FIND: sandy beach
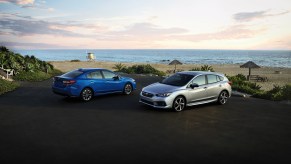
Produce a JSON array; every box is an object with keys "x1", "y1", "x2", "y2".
[{"x1": 50, "y1": 61, "x2": 291, "y2": 91}]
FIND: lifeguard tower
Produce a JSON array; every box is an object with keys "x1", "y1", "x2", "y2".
[{"x1": 86, "y1": 52, "x2": 95, "y2": 61}]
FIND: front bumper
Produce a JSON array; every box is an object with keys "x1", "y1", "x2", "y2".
[{"x1": 139, "y1": 92, "x2": 173, "y2": 109}]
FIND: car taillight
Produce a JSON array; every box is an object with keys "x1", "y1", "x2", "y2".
[
  {"x1": 63, "y1": 80, "x2": 76, "y2": 85},
  {"x1": 228, "y1": 81, "x2": 232, "y2": 86}
]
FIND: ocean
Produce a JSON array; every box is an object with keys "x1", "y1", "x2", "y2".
[{"x1": 14, "y1": 49, "x2": 291, "y2": 68}]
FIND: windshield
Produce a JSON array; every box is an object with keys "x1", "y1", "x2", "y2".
[
  {"x1": 161, "y1": 73, "x2": 194, "y2": 86},
  {"x1": 61, "y1": 70, "x2": 83, "y2": 78}
]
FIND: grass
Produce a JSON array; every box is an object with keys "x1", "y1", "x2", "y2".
[
  {"x1": 13, "y1": 69, "x2": 63, "y2": 82},
  {"x1": 0, "y1": 79, "x2": 20, "y2": 95}
]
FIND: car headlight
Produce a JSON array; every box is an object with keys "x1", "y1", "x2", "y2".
[{"x1": 156, "y1": 93, "x2": 172, "y2": 97}]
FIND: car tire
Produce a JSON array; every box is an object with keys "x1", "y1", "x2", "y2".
[
  {"x1": 123, "y1": 83, "x2": 132, "y2": 95},
  {"x1": 80, "y1": 88, "x2": 93, "y2": 101},
  {"x1": 217, "y1": 90, "x2": 229, "y2": 105},
  {"x1": 172, "y1": 96, "x2": 186, "y2": 112}
]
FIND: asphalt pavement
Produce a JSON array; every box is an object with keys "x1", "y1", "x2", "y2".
[{"x1": 0, "y1": 74, "x2": 291, "y2": 164}]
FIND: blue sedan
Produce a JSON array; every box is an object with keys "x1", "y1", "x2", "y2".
[{"x1": 52, "y1": 68, "x2": 136, "y2": 101}]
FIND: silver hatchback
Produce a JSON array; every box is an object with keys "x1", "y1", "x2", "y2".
[{"x1": 139, "y1": 71, "x2": 232, "y2": 112}]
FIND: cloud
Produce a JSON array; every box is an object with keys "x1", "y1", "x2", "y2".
[
  {"x1": 0, "y1": 0, "x2": 34, "y2": 5},
  {"x1": 106, "y1": 23, "x2": 188, "y2": 40},
  {"x1": 233, "y1": 10, "x2": 289, "y2": 22},
  {"x1": 171, "y1": 25, "x2": 263, "y2": 42},
  {"x1": 0, "y1": 13, "x2": 105, "y2": 38},
  {"x1": 0, "y1": 41, "x2": 66, "y2": 49},
  {"x1": 0, "y1": 0, "x2": 54, "y2": 11}
]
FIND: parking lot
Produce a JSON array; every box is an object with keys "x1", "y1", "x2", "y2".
[{"x1": 0, "y1": 75, "x2": 291, "y2": 163}]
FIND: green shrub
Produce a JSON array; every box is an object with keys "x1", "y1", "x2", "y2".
[
  {"x1": 0, "y1": 79, "x2": 19, "y2": 95},
  {"x1": 189, "y1": 65, "x2": 215, "y2": 72},
  {"x1": 14, "y1": 71, "x2": 52, "y2": 81},
  {"x1": 228, "y1": 74, "x2": 291, "y2": 101},
  {"x1": 189, "y1": 67, "x2": 201, "y2": 71},
  {"x1": 227, "y1": 74, "x2": 247, "y2": 82},
  {"x1": 201, "y1": 65, "x2": 214, "y2": 72},
  {"x1": 113, "y1": 63, "x2": 126, "y2": 72},
  {"x1": 227, "y1": 73, "x2": 261, "y2": 92},
  {"x1": 262, "y1": 84, "x2": 291, "y2": 101},
  {"x1": 70, "y1": 59, "x2": 80, "y2": 62},
  {"x1": 0, "y1": 46, "x2": 56, "y2": 74},
  {"x1": 282, "y1": 84, "x2": 291, "y2": 100},
  {"x1": 119, "y1": 64, "x2": 166, "y2": 76}
]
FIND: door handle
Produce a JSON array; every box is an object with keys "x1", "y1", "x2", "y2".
[{"x1": 204, "y1": 87, "x2": 207, "y2": 89}]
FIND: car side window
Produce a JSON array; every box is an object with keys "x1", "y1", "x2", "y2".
[
  {"x1": 217, "y1": 75, "x2": 224, "y2": 81},
  {"x1": 102, "y1": 70, "x2": 116, "y2": 79},
  {"x1": 207, "y1": 75, "x2": 218, "y2": 84},
  {"x1": 87, "y1": 71, "x2": 103, "y2": 79},
  {"x1": 191, "y1": 75, "x2": 206, "y2": 86}
]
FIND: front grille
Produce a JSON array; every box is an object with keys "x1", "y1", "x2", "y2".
[
  {"x1": 156, "y1": 101, "x2": 166, "y2": 106},
  {"x1": 142, "y1": 91, "x2": 154, "y2": 98},
  {"x1": 140, "y1": 98, "x2": 154, "y2": 105},
  {"x1": 140, "y1": 99, "x2": 167, "y2": 107}
]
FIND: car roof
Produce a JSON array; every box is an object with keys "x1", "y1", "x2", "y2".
[
  {"x1": 178, "y1": 71, "x2": 224, "y2": 77},
  {"x1": 77, "y1": 68, "x2": 108, "y2": 73}
]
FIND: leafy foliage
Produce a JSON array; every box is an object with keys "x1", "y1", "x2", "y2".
[
  {"x1": 0, "y1": 79, "x2": 19, "y2": 95},
  {"x1": 189, "y1": 65, "x2": 214, "y2": 72},
  {"x1": 228, "y1": 74, "x2": 291, "y2": 101},
  {"x1": 115, "y1": 63, "x2": 166, "y2": 76},
  {"x1": 0, "y1": 46, "x2": 61, "y2": 82},
  {"x1": 113, "y1": 63, "x2": 126, "y2": 72},
  {"x1": 201, "y1": 65, "x2": 214, "y2": 72},
  {"x1": 13, "y1": 71, "x2": 51, "y2": 81},
  {"x1": 14, "y1": 69, "x2": 63, "y2": 81},
  {"x1": 0, "y1": 46, "x2": 54, "y2": 74},
  {"x1": 258, "y1": 84, "x2": 291, "y2": 101},
  {"x1": 189, "y1": 67, "x2": 201, "y2": 71},
  {"x1": 70, "y1": 59, "x2": 81, "y2": 62}
]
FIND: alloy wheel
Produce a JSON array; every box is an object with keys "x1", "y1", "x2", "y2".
[
  {"x1": 173, "y1": 96, "x2": 186, "y2": 112},
  {"x1": 81, "y1": 88, "x2": 93, "y2": 101},
  {"x1": 219, "y1": 91, "x2": 228, "y2": 105},
  {"x1": 124, "y1": 83, "x2": 132, "y2": 95}
]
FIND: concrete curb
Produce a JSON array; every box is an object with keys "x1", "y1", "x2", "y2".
[
  {"x1": 279, "y1": 100, "x2": 291, "y2": 105},
  {"x1": 231, "y1": 90, "x2": 252, "y2": 98}
]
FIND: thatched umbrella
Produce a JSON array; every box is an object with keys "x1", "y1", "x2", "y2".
[
  {"x1": 240, "y1": 61, "x2": 260, "y2": 80},
  {"x1": 169, "y1": 60, "x2": 182, "y2": 73}
]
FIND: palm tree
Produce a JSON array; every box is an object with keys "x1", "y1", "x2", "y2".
[
  {"x1": 14, "y1": 53, "x2": 25, "y2": 71},
  {"x1": 201, "y1": 65, "x2": 214, "y2": 72},
  {"x1": 113, "y1": 63, "x2": 126, "y2": 72},
  {"x1": 0, "y1": 52, "x2": 8, "y2": 69},
  {"x1": 6, "y1": 52, "x2": 17, "y2": 69},
  {"x1": 0, "y1": 46, "x2": 10, "y2": 53},
  {"x1": 30, "y1": 55, "x2": 41, "y2": 70},
  {"x1": 25, "y1": 63, "x2": 35, "y2": 72}
]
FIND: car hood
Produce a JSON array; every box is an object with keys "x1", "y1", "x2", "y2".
[{"x1": 143, "y1": 82, "x2": 181, "y2": 94}]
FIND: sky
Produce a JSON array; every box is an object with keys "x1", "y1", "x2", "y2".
[{"x1": 0, "y1": 0, "x2": 290, "y2": 50}]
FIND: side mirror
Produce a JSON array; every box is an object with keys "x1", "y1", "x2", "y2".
[
  {"x1": 190, "y1": 83, "x2": 199, "y2": 89},
  {"x1": 113, "y1": 75, "x2": 120, "y2": 80}
]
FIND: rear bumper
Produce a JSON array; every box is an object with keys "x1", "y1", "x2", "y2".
[{"x1": 52, "y1": 86, "x2": 80, "y2": 97}]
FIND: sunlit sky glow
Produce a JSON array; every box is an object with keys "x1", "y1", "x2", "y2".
[{"x1": 0, "y1": 0, "x2": 290, "y2": 49}]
